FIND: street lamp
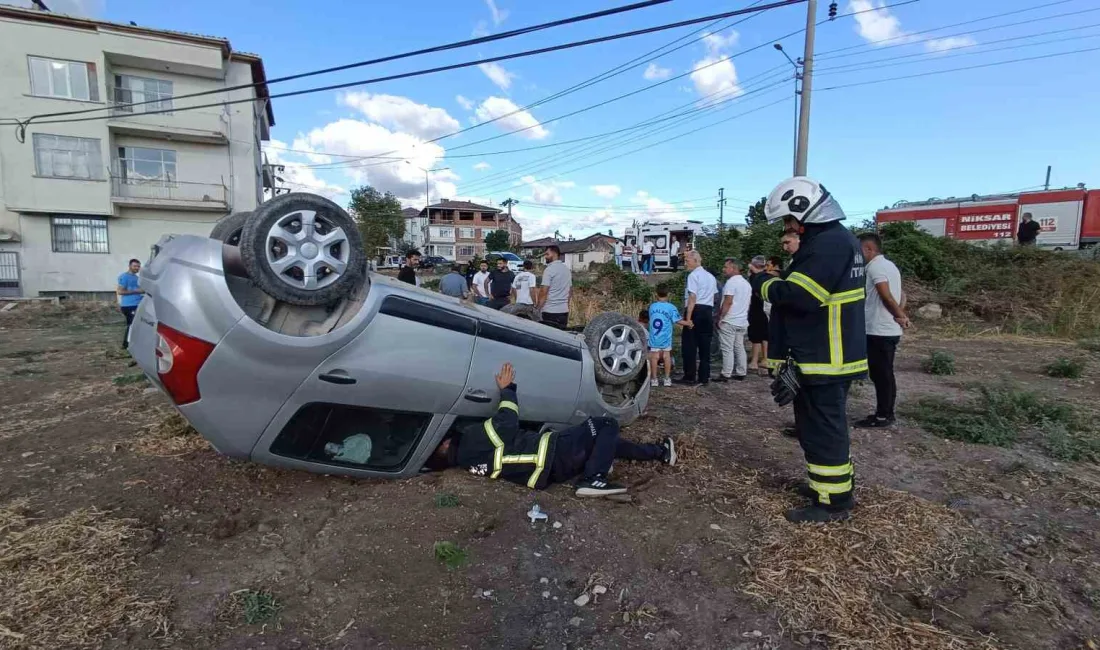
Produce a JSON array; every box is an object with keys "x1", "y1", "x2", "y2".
[{"x1": 774, "y1": 43, "x2": 802, "y2": 176}]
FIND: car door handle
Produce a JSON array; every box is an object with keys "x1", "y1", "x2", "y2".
[
  {"x1": 464, "y1": 389, "x2": 492, "y2": 404},
  {"x1": 319, "y1": 372, "x2": 356, "y2": 385}
]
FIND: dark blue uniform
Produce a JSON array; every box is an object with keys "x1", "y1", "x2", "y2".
[{"x1": 760, "y1": 221, "x2": 867, "y2": 510}]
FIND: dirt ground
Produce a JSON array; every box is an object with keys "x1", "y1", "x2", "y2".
[{"x1": 1, "y1": 304, "x2": 1099, "y2": 650}]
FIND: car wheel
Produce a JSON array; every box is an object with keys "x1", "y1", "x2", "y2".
[
  {"x1": 210, "y1": 211, "x2": 253, "y2": 246},
  {"x1": 239, "y1": 193, "x2": 365, "y2": 306},
  {"x1": 501, "y1": 303, "x2": 542, "y2": 321},
  {"x1": 584, "y1": 312, "x2": 647, "y2": 386}
]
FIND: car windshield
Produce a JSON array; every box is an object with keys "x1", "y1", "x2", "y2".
[{"x1": 496, "y1": 252, "x2": 521, "y2": 261}]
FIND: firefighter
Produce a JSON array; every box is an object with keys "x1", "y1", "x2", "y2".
[
  {"x1": 424, "y1": 363, "x2": 676, "y2": 496},
  {"x1": 759, "y1": 177, "x2": 867, "y2": 523}
]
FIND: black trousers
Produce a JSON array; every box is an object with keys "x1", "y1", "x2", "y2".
[
  {"x1": 794, "y1": 381, "x2": 854, "y2": 510},
  {"x1": 541, "y1": 311, "x2": 568, "y2": 329},
  {"x1": 549, "y1": 417, "x2": 664, "y2": 482},
  {"x1": 867, "y1": 335, "x2": 900, "y2": 418},
  {"x1": 681, "y1": 305, "x2": 714, "y2": 383},
  {"x1": 120, "y1": 306, "x2": 137, "y2": 349},
  {"x1": 488, "y1": 296, "x2": 510, "y2": 310}
]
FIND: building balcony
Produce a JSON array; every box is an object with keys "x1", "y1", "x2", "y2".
[
  {"x1": 110, "y1": 175, "x2": 228, "y2": 212},
  {"x1": 107, "y1": 88, "x2": 228, "y2": 144}
]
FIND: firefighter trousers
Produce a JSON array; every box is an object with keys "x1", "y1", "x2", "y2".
[
  {"x1": 793, "y1": 382, "x2": 854, "y2": 510},
  {"x1": 548, "y1": 418, "x2": 665, "y2": 483}
]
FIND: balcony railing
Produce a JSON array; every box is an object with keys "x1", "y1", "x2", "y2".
[
  {"x1": 110, "y1": 174, "x2": 227, "y2": 204},
  {"x1": 109, "y1": 86, "x2": 175, "y2": 115}
]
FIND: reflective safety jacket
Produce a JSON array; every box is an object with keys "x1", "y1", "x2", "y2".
[
  {"x1": 760, "y1": 221, "x2": 868, "y2": 384},
  {"x1": 455, "y1": 384, "x2": 557, "y2": 489}
]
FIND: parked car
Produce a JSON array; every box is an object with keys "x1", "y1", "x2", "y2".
[
  {"x1": 419, "y1": 255, "x2": 448, "y2": 269},
  {"x1": 487, "y1": 251, "x2": 523, "y2": 272},
  {"x1": 130, "y1": 193, "x2": 650, "y2": 480}
]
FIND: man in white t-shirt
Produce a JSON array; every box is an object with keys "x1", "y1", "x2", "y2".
[
  {"x1": 715, "y1": 258, "x2": 751, "y2": 381},
  {"x1": 471, "y1": 260, "x2": 491, "y2": 307},
  {"x1": 642, "y1": 239, "x2": 655, "y2": 275},
  {"x1": 854, "y1": 232, "x2": 910, "y2": 428},
  {"x1": 511, "y1": 260, "x2": 538, "y2": 305},
  {"x1": 670, "y1": 238, "x2": 681, "y2": 271},
  {"x1": 613, "y1": 240, "x2": 624, "y2": 268},
  {"x1": 676, "y1": 250, "x2": 718, "y2": 385}
]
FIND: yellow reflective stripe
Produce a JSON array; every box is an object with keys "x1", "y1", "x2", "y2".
[
  {"x1": 502, "y1": 454, "x2": 538, "y2": 464},
  {"x1": 498, "y1": 400, "x2": 518, "y2": 413},
  {"x1": 765, "y1": 358, "x2": 784, "y2": 369},
  {"x1": 809, "y1": 479, "x2": 853, "y2": 494},
  {"x1": 827, "y1": 288, "x2": 865, "y2": 305},
  {"x1": 798, "y1": 359, "x2": 869, "y2": 375},
  {"x1": 759, "y1": 277, "x2": 779, "y2": 301},
  {"x1": 526, "y1": 432, "x2": 552, "y2": 488},
  {"x1": 787, "y1": 272, "x2": 830, "y2": 304},
  {"x1": 828, "y1": 304, "x2": 842, "y2": 369},
  {"x1": 484, "y1": 420, "x2": 504, "y2": 479},
  {"x1": 808, "y1": 462, "x2": 852, "y2": 477}
]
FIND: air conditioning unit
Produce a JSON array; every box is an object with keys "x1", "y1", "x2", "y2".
[{"x1": 0, "y1": 228, "x2": 20, "y2": 242}]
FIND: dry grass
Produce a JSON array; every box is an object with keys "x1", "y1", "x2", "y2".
[
  {"x1": 131, "y1": 411, "x2": 208, "y2": 457},
  {"x1": 0, "y1": 502, "x2": 170, "y2": 649},
  {"x1": 569, "y1": 290, "x2": 647, "y2": 327},
  {"x1": 703, "y1": 472, "x2": 993, "y2": 650}
]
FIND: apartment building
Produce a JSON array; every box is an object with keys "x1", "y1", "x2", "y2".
[
  {"x1": 395, "y1": 206, "x2": 426, "y2": 251},
  {"x1": 420, "y1": 199, "x2": 523, "y2": 262},
  {"x1": 0, "y1": 5, "x2": 273, "y2": 299}
]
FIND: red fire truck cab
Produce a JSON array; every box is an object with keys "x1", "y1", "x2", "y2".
[{"x1": 875, "y1": 188, "x2": 1100, "y2": 251}]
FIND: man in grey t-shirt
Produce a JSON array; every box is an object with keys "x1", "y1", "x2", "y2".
[
  {"x1": 439, "y1": 264, "x2": 469, "y2": 299},
  {"x1": 537, "y1": 244, "x2": 572, "y2": 329}
]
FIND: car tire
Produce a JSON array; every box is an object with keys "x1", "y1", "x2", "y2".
[
  {"x1": 584, "y1": 312, "x2": 647, "y2": 386},
  {"x1": 239, "y1": 193, "x2": 365, "y2": 306},
  {"x1": 501, "y1": 303, "x2": 542, "y2": 321},
  {"x1": 210, "y1": 211, "x2": 253, "y2": 246}
]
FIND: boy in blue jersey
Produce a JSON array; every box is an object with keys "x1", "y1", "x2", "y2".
[{"x1": 647, "y1": 285, "x2": 691, "y2": 387}]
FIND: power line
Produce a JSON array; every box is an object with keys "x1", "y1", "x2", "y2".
[
  {"x1": 0, "y1": 0, "x2": 675, "y2": 125},
  {"x1": 816, "y1": 45, "x2": 1100, "y2": 91},
  {"x1": 11, "y1": 0, "x2": 807, "y2": 135}
]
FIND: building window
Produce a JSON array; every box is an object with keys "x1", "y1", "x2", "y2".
[
  {"x1": 113, "y1": 75, "x2": 173, "y2": 113},
  {"x1": 459, "y1": 211, "x2": 475, "y2": 221},
  {"x1": 33, "y1": 134, "x2": 104, "y2": 179},
  {"x1": 437, "y1": 245, "x2": 454, "y2": 257},
  {"x1": 458, "y1": 227, "x2": 475, "y2": 239},
  {"x1": 116, "y1": 146, "x2": 176, "y2": 182},
  {"x1": 434, "y1": 227, "x2": 454, "y2": 239},
  {"x1": 28, "y1": 56, "x2": 99, "y2": 101},
  {"x1": 457, "y1": 245, "x2": 476, "y2": 257},
  {"x1": 50, "y1": 216, "x2": 109, "y2": 254},
  {"x1": 578, "y1": 253, "x2": 585, "y2": 263}
]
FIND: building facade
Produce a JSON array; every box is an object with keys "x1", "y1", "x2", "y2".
[
  {"x1": 420, "y1": 199, "x2": 522, "y2": 262},
  {"x1": 0, "y1": 5, "x2": 273, "y2": 299},
  {"x1": 395, "y1": 206, "x2": 425, "y2": 252}
]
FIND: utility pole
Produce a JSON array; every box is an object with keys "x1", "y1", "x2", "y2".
[
  {"x1": 1044, "y1": 165, "x2": 1052, "y2": 191},
  {"x1": 717, "y1": 188, "x2": 727, "y2": 230},
  {"x1": 795, "y1": 0, "x2": 819, "y2": 176}
]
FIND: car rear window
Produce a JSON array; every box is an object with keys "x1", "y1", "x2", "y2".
[{"x1": 270, "y1": 403, "x2": 431, "y2": 472}]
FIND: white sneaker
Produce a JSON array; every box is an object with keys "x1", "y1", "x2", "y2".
[
  {"x1": 650, "y1": 379, "x2": 659, "y2": 387},
  {"x1": 663, "y1": 378, "x2": 672, "y2": 387}
]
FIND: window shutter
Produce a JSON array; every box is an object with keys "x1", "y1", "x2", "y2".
[{"x1": 86, "y1": 62, "x2": 99, "y2": 101}]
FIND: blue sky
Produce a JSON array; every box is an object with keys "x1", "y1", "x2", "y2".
[{"x1": 42, "y1": 0, "x2": 1100, "y2": 238}]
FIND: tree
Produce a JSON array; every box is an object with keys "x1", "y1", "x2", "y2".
[
  {"x1": 348, "y1": 185, "x2": 405, "y2": 256},
  {"x1": 484, "y1": 229, "x2": 511, "y2": 252},
  {"x1": 695, "y1": 227, "x2": 742, "y2": 276},
  {"x1": 741, "y1": 196, "x2": 784, "y2": 261}
]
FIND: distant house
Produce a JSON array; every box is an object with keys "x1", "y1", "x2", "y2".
[
  {"x1": 527, "y1": 234, "x2": 620, "y2": 271},
  {"x1": 392, "y1": 206, "x2": 425, "y2": 252},
  {"x1": 419, "y1": 199, "x2": 523, "y2": 262},
  {"x1": 518, "y1": 236, "x2": 558, "y2": 257}
]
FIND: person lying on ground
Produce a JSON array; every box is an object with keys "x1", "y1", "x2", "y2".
[{"x1": 424, "y1": 362, "x2": 676, "y2": 497}]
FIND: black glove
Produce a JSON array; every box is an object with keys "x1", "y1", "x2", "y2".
[{"x1": 770, "y1": 360, "x2": 800, "y2": 407}]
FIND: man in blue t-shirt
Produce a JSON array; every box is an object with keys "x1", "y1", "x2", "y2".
[
  {"x1": 116, "y1": 258, "x2": 144, "y2": 349},
  {"x1": 647, "y1": 285, "x2": 690, "y2": 387}
]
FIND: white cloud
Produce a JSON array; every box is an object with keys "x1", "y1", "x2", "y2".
[
  {"x1": 703, "y1": 30, "x2": 740, "y2": 54},
  {"x1": 643, "y1": 63, "x2": 671, "y2": 81},
  {"x1": 472, "y1": 21, "x2": 490, "y2": 38},
  {"x1": 691, "y1": 56, "x2": 742, "y2": 102},
  {"x1": 474, "y1": 97, "x2": 550, "y2": 139},
  {"x1": 263, "y1": 140, "x2": 347, "y2": 202},
  {"x1": 473, "y1": 162, "x2": 491, "y2": 171},
  {"x1": 513, "y1": 189, "x2": 696, "y2": 240},
  {"x1": 520, "y1": 176, "x2": 575, "y2": 205},
  {"x1": 590, "y1": 185, "x2": 622, "y2": 199},
  {"x1": 293, "y1": 119, "x2": 458, "y2": 206},
  {"x1": 484, "y1": 0, "x2": 508, "y2": 25},
  {"x1": 339, "y1": 92, "x2": 459, "y2": 139},
  {"x1": 479, "y1": 62, "x2": 516, "y2": 91},
  {"x1": 456, "y1": 95, "x2": 475, "y2": 111},
  {"x1": 847, "y1": 0, "x2": 908, "y2": 44},
  {"x1": 925, "y1": 35, "x2": 977, "y2": 53}
]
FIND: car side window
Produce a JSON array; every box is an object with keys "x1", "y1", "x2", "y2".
[{"x1": 270, "y1": 403, "x2": 431, "y2": 471}]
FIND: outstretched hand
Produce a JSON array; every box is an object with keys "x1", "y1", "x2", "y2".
[{"x1": 496, "y1": 362, "x2": 516, "y2": 390}]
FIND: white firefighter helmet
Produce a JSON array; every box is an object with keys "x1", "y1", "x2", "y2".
[{"x1": 764, "y1": 176, "x2": 847, "y2": 225}]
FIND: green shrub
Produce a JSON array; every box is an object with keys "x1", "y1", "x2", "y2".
[
  {"x1": 596, "y1": 261, "x2": 653, "y2": 302},
  {"x1": 1045, "y1": 357, "x2": 1085, "y2": 379},
  {"x1": 921, "y1": 350, "x2": 956, "y2": 376},
  {"x1": 434, "y1": 493, "x2": 460, "y2": 508},
  {"x1": 433, "y1": 541, "x2": 467, "y2": 569},
  {"x1": 112, "y1": 373, "x2": 147, "y2": 386}
]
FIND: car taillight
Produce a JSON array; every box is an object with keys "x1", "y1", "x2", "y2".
[{"x1": 155, "y1": 323, "x2": 215, "y2": 405}]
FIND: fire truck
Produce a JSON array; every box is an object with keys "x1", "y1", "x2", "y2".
[{"x1": 875, "y1": 187, "x2": 1100, "y2": 251}]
